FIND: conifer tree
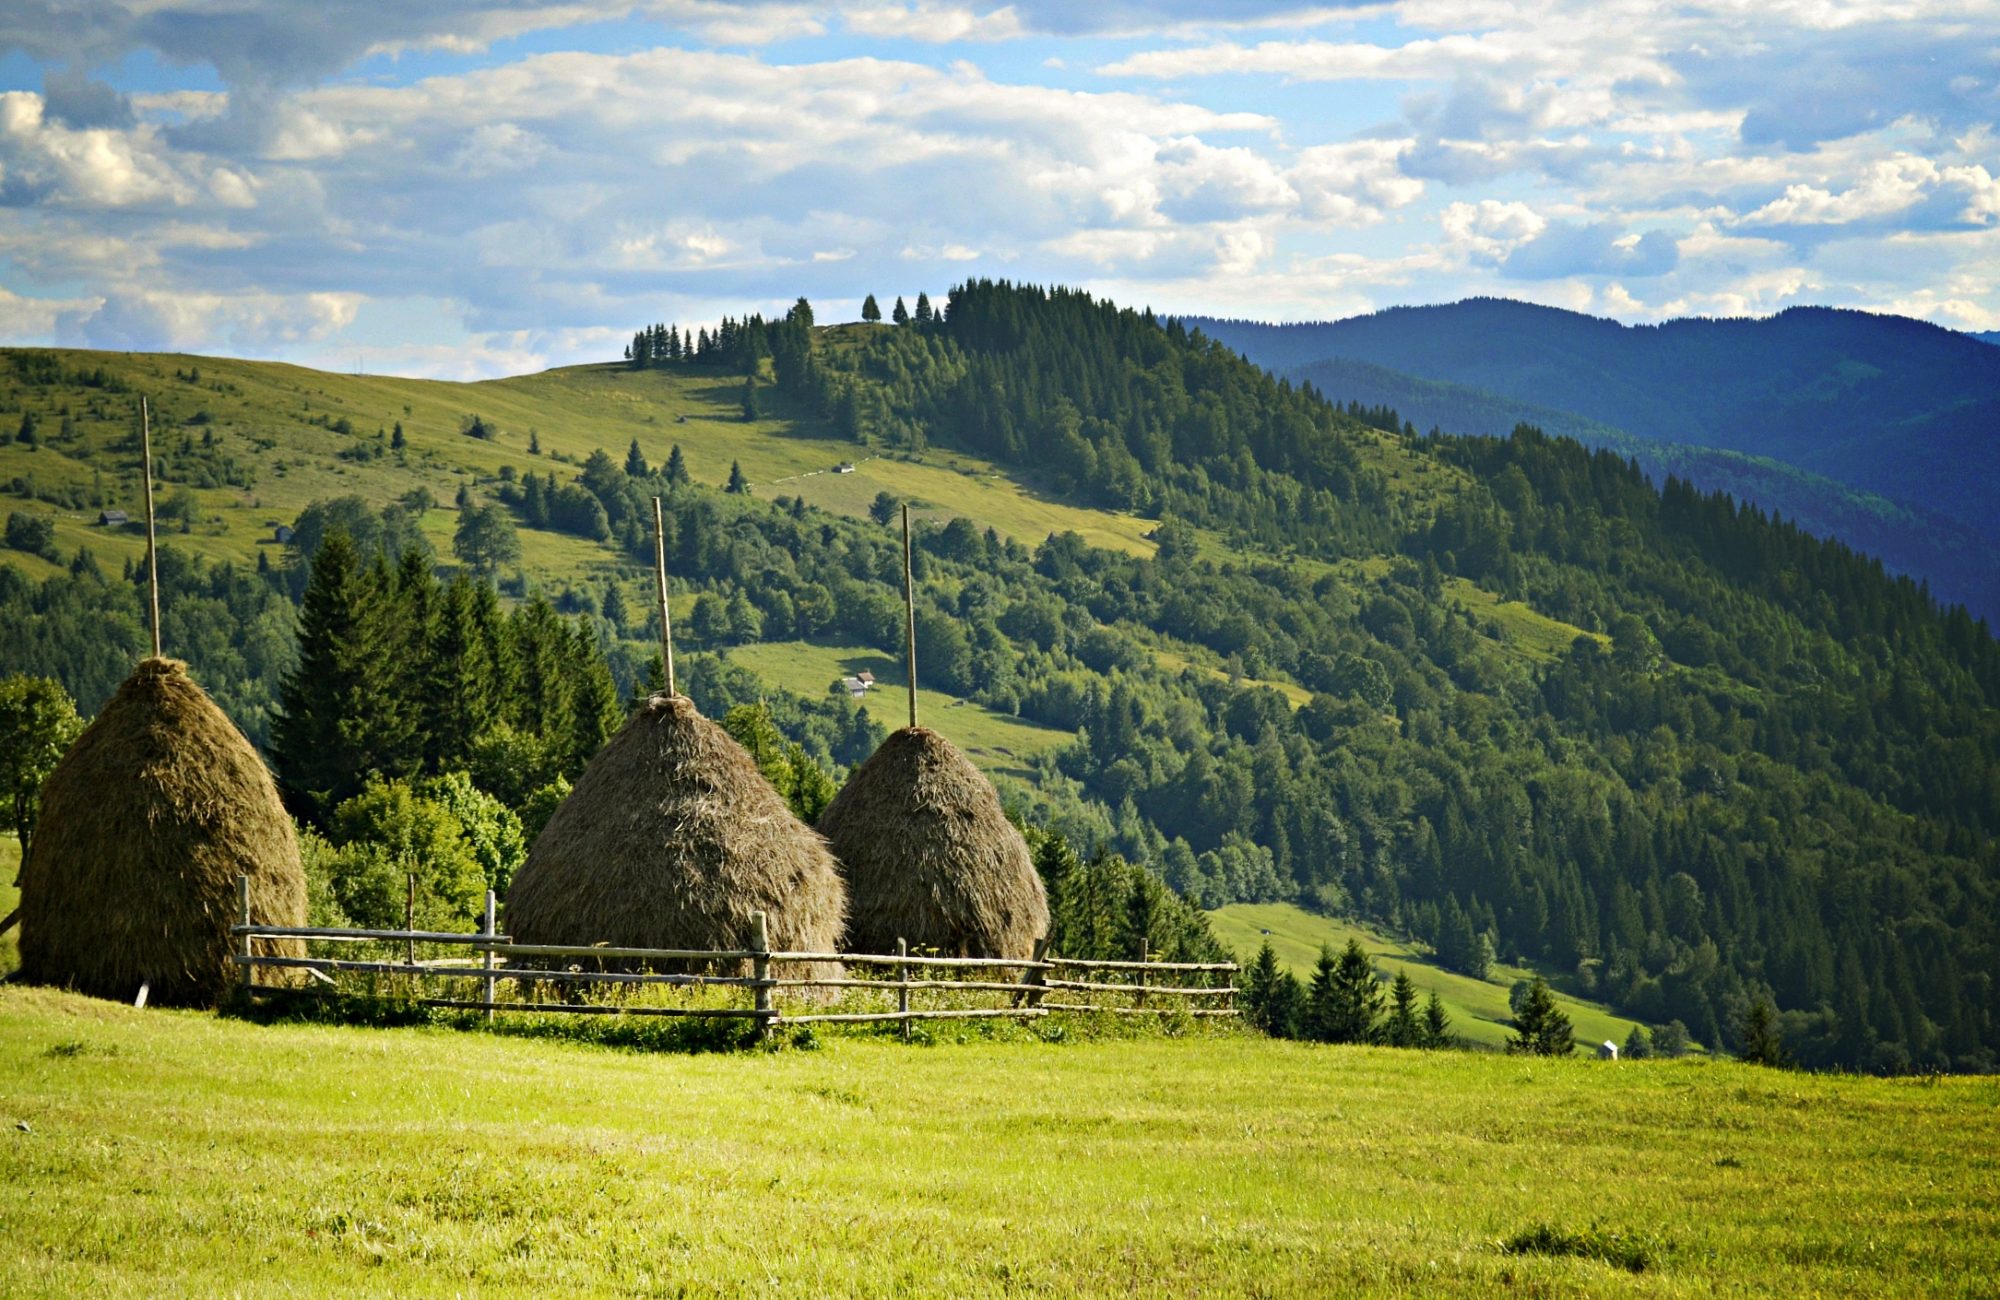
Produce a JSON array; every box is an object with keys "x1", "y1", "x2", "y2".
[
  {"x1": 601, "y1": 582, "x2": 628, "y2": 631},
  {"x1": 861, "y1": 294, "x2": 882, "y2": 323},
  {"x1": 625, "y1": 438, "x2": 648, "y2": 477},
  {"x1": 1736, "y1": 998, "x2": 1785, "y2": 1067},
  {"x1": 666, "y1": 444, "x2": 690, "y2": 486},
  {"x1": 422, "y1": 570, "x2": 501, "y2": 771},
  {"x1": 1508, "y1": 977, "x2": 1574, "y2": 1056},
  {"x1": 1383, "y1": 968, "x2": 1421, "y2": 1047},
  {"x1": 509, "y1": 595, "x2": 574, "y2": 744},
  {"x1": 1265, "y1": 968, "x2": 1305, "y2": 1040},
  {"x1": 1421, "y1": 990, "x2": 1452, "y2": 1048},
  {"x1": 914, "y1": 291, "x2": 933, "y2": 325},
  {"x1": 528, "y1": 429, "x2": 541, "y2": 456},
  {"x1": 726, "y1": 460, "x2": 749, "y2": 494},
  {"x1": 565, "y1": 620, "x2": 621, "y2": 773},
  {"x1": 1307, "y1": 939, "x2": 1385, "y2": 1043},
  {"x1": 271, "y1": 529, "x2": 412, "y2": 821},
  {"x1": 741, "y1": 377, "x2": 760, "y2": 422},
  {"x1": 390, "y1": 422, "x2": 406, "y2": 451},
  {"x1": 892, "y1": 296, "x2": 910, "y2": 325}
]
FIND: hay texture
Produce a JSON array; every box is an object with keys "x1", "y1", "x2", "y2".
[
  {"x1": 506, "y1": 694, "x2": 846, "y2": 967},
  {"x1": 18, "y1": 658, "x2": 305, "y2": 1007},
  {"x1": 818, "y1": 727, "x2": 1049, "y2": 959}
]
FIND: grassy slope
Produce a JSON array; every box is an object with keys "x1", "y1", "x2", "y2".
[
  {"x1": 0, "y1": 351, "x2": 1156, "y2": 586},
  {"x1": 0, "y1": 347, "x2": 1603, "y2": 775},
  {"x1": 1208, "y1": 902, "x2": 1647, "y2": 1053},
  {"x1": 724, "y1": 640, "x2": 1072, "y2": 782},
  {"x1": 0, "y1": 988, "x2": 1993, "y2": 1297}
]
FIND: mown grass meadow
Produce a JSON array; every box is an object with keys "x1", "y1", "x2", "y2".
[{"x1": 0, "y1": 986, "x2": 1994, "y2": 1297}]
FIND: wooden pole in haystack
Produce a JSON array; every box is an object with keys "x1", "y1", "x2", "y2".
[
  {"x1": 901, "y1": 503, "x2": 918, "y2": 730},
  {"x1": 654, "y1": 495, "x2": 676, "y2": 697},
  {"x1": 140, "y1": 397, "x2": 161, "y2": 659}
]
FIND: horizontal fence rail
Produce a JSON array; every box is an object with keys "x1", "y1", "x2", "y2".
[{"x1": 231, "y1": 877, "x2": 1236, "y2": 1038}]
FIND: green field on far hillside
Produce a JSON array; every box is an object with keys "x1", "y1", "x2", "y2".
[
  {"x1": 0, "y1": 988, "x2": 1992, "y2": 1296},
  {"x1": 0, "y1": 351, "x2": 1155, "y2": 593},
  {"x1": 724, "y1": 640, "x2": 1073, "y2": 782},
  {"x1": 0, "y1": 347, "x2": 1605, "y2": 689},
  {"x1": 1208, "y1": 902, "x2": 1649, "y2": 1054}
]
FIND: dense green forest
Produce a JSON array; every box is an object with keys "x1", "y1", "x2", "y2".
[
  {"x1": 1250, "y1": 354, "x2": 2000, "y2": 623},
  {"x1": 1193, "y1": 302, "x2": 2000, "y2": 622},
  {"x1": 3, "y1": 284, "x2": 1996, "y2": 1073}
]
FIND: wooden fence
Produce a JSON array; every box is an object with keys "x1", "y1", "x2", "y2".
[{"x1": 231, "y1": 878, "x2": 1236, "y2": 1038}]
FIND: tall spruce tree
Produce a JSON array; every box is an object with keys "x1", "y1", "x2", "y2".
[
  {"x1": 665, "y1": 444, "x2": 690, "y2": 486},
  {"x1": 422, "y1": 570, "x2": 501, "y2": 771},
  {"x1": 565, "y1": 619, "x2": 621, "y2": 773},
  {"x1": 892, "y1": 296, "x2": 910, "y2": 325},
  {"x1": 624, "y1": 438, "x2": 648, "y2": 476},
  {"x1": 1509, "y1": 977, "x2": 1574, "y2": 1056},
  {"x1": 1305, "y1": 940, "x2": 1384, "y2": 1043},
  {"x1": 1421, "y1": 990, "x2": 1453, "y2": 1048},
  {"x1": 1737, "y1": 998, "x2": 1786, "y2": 1067},
  {"x1": 861, "y1": 294, "x2": 882, "y2": 323},
  {"x1": 1383, "y1": 969, "x2": 1421, "y2": 1047},
  {"x1": 271, "y1": 529, "x2": 413, "y2": 821},
  {"x1": 914, "y1": 291, "x2": 933, "y2": 325}
]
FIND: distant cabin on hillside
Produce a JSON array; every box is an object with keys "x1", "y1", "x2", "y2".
[
  {"x1": 834, "y1": 462, "x2": 856, "y2": 474},
  {"x1": 856, "y1": 671, "x2": 875, "y2": 687},
  {"x1": 840, "y1": 676, "x2": 867, "y2": 699},
  {"x1": 96, "y1": 510, "x2": 128, "y2": 527}
]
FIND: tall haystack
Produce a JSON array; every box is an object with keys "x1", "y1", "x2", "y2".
[
  {"x1": 505, "y1": 692, "x2": 845, "y2": 963},
  {"x1": 17, "y1": 657, "x2": 306, "y2": 1006},
  {"x1": 818, "y1": 726, "x2": 1049, "y2": 959}
]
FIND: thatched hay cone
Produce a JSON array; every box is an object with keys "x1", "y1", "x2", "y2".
[
  {"x1": 17, "y1": 658, "x2": 306, "y2": 1007},
  {"x1": 818, "y1": 727, "x2": 1049, "y2": 959},
  {"x1": 505, "y1": 694, "x2": 846, "y2": 973}
]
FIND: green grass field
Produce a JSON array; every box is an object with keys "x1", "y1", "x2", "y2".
[
  {"x1": 0, "y1": 987, "x2": 1993, "y2": 1296},
  {"x1": 724, "y1": 640, "x2": 1074, "y2": 782},
  {"x1": 1208, "y1": 902, "x2": 1648, "y2": 1054}
]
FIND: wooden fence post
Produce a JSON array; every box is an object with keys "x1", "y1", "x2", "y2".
[
  {"x1": 238, "y1": 873, "x2": 252, "y2": 994},
  {"x1": 898, "y1": 937, "x2": 911, "y2": 1042},
  {"x1": 1019, "y1": 936, "x2": 1049, "y2": 1008},
  {"x1": 752, "y1": 910, "x2": 773, "y2": 1040},
  {"x1": 405, "y1": 873, "x2": 416, "y2": 969},
  {"x1": 1135, "y1": 939, "x2": 1149, "y2": 1010},
  {"x1": 482, "y1": 889, "x2": 497, "y2": 1027}
]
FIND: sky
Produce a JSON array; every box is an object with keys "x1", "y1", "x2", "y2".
[{"x1": 0, "y1": 0, "x2": 1995, "y2": 378}]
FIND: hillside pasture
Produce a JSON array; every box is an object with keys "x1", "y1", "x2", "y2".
[
  {"x1": 0, "y1": 987, "x2": 1993, "y2": 1296},
  {"x1": 1208, "y1": 902, "x2": 1648, "y2": 1053},
  {"x1": 724, "y1": 639, "x2": 1073, "y2": 782}
]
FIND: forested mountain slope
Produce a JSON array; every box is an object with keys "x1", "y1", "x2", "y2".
[
  {"x1": 1191, "y1": 302, "x2": 2000, "y2": 616},
  {"x1": 1267, "y1": 354, "x2": 2000, "y2": 622},
  {"x1": 4, "y1": 283, "x2": 1997, "y2": 1073}
]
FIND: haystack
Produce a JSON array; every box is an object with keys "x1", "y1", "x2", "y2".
[
  {"x1": 17, "y1": 657, "x2": 306, "y2": 1007},
  {"x1": 818, "y1": 726, "x2": 1049, "y2": 959},
  {"x1": 505, "y1": 693, "x2": 846, "y2": 966}
]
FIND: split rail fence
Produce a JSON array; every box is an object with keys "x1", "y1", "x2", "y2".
[{"x1": 230, "y1": 877, "x2": 1236, "y2": 1037}]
